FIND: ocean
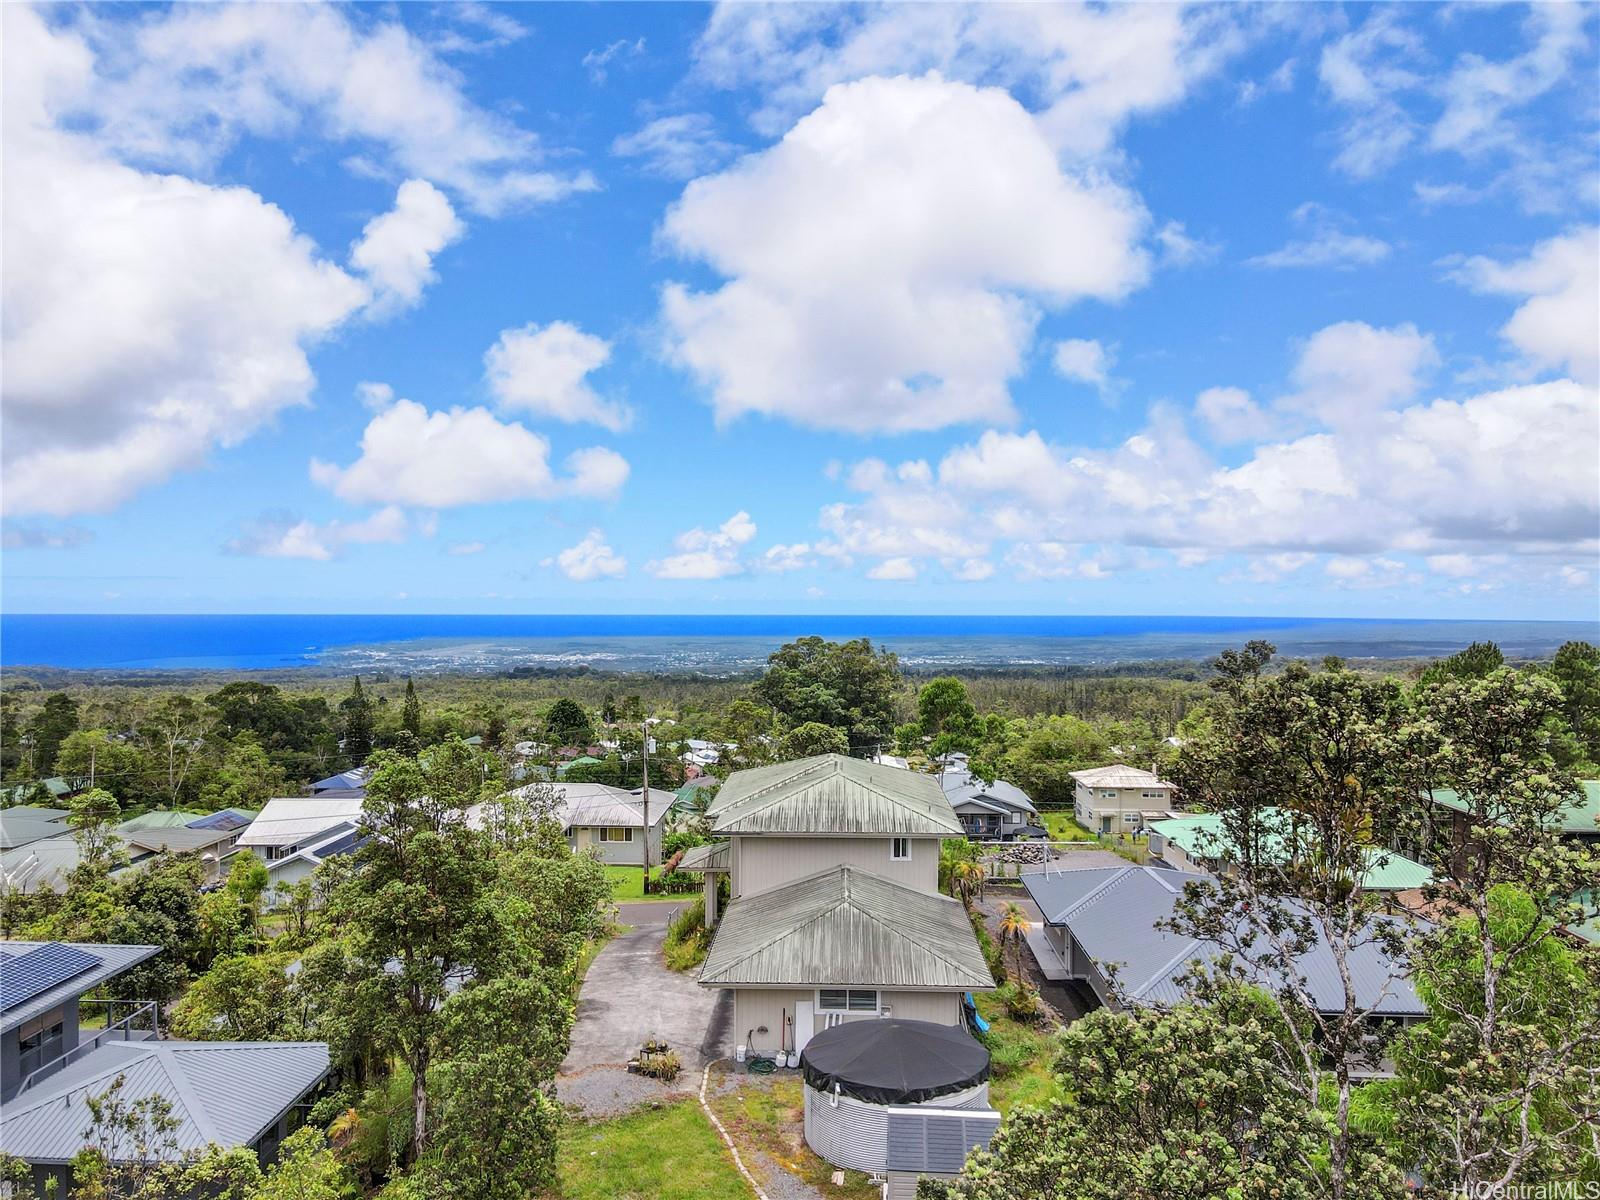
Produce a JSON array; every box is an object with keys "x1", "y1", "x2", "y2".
[{"x1": 1, "y1": 614, "x2": 1595, "y2": 673}]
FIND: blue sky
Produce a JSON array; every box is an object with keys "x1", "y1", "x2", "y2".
[{"x1": 2, "y1": 1, "x2": 1597, "y2": 618}]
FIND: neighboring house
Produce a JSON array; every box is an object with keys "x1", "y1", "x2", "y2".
[
  {"x1": 555, "y1": 754, "x2": 603, "y2": 779},
  {"x1": 1022, "y1": 865, "x2": 1425, "y2": 1030},
  {"x1": 1070, "y1": 765, "x2": 1178, "y2": 834},
  {"x1": 681, "y1": 739, "x2": 733, "y2": 770},
  {"x1": 0, "y1": 807, "x2": 72, "y2": 853},
  {"x1": 0, "y1": 940, "x2": 330, "y2": 1191},
  {"x1": 2, "y1": 810, "x2": 263, "y2": 894},
  {"x1": 687, "y1": 755, "x2": 992, "y2": 1061},
  {"x1": 1148, "y1": 811, "x2": 1433, "y2": 894},
  {"x1": 941, "y1": 768, "x2": 1045, "y2": 841},
  {"x1": 506, "y1": 782, "x2": 668, "y2": 866},
  {"x1": 1420, "y1": 780, "x2": 1599, "y2": 945},
  {"x1": 1423, "y1": 780, "x2": 1600, "y2": 874},
  {"x1": 0, "y1": 780, "x2": 76, "y2": 807},
  {"x1": 308, "y1": 766, "x2": 370, "y2": 796},
  {"x1": 235, "y1": 797, "x2": 368, "y2": 901}
]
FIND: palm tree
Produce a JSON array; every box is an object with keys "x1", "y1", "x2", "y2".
[
  {"x1": 952, "y1": 859, "x2": 985, "y2": 908},
  {"x1": 998, "y1": 902, "x2": 1031, "y2": 984}
]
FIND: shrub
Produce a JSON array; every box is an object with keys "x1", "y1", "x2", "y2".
[
  {"x1": 999, "y1": 980, "x2": 1044, "y2": 1023},
  {"x1": 664, "y1": 898, "x2": 712, "y2": 971},
  {"x1": 970, "y1": 909, "x2": 1007, "y2": 985},
  {"x1": 636, "y1": 1048, "x2": 683, "y2": 1081}
]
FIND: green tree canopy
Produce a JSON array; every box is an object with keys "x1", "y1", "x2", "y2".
[
  {"x1": 543, "y1": 697, "x2": 594, "y2": 746},
  {"x1": 753, "y1": 636, "x2": 900, "y2": 756},
  {"x1": 777, "y1": 721, "x2": 850, "y2": 760}
]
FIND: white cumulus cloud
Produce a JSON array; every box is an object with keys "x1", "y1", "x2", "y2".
[
  {"x1": 648, "y1": 511, "x2": 757, "y2": 579},
  {"x1": 546, "y1": 529, "x2": 627, "y2": 581},
  {"x1": 350, "y1": 179, "x2": 464, "y2": 314},
  {"x1": 309, "y1": 398, "x2": 629, "y2": 508},
  {"x1": 1449, "y1": 227, "x2": 1600, "y2": 385},
  {"x1": 661, "y1": 73, "x2": 1149, "y2": 434},
  {"x1": 484, "y1": 321, "x2": 630, "y2": 430},
  {"x1": 1, "y1": 9, "x2": 370, "y2": 518}
]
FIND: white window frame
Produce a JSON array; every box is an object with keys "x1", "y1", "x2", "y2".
[
  {"x1": 816, "y1": 988, "x2": 880, "y2": 1014},
  {"x1": 889, "y1": 837, "x2": 911, "y2": 861},
  {"x1": 598, "y1": 826, "x2": 634, "y2": 843}
]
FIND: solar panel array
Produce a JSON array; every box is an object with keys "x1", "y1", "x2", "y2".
[{"x1": 0, "y1": 942, "x2": 104, "y2": 1010}]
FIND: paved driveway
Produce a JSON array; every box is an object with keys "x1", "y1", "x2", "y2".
[{"x1": 561, "y1": 911, "x2": 730, "y2": 1074}]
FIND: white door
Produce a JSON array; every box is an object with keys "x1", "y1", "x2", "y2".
[{"x1": 794, "y1": 1000, "x2": 813, "y2": 1055}]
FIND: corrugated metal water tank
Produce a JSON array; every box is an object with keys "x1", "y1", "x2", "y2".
[{"x1": 802, "y1": 1081, "x2": 990, "y2": 1173}]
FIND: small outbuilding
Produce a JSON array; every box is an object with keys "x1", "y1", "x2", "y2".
[{"x1": 800, "y1": 1018, "x2": 998, "y2": 1177}]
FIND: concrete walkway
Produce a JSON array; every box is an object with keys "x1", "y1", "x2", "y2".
[{"x1": 562, "y1": 918, "x2": 730, "y2": 1074}]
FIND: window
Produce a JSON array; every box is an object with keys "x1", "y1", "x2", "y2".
[
  {"x1": 890, "y1": 837, "x2": 911, "y2": 861},
  {"x1": 818, "y1": 988, "x2": 879, "y2": 1013},
  {"x1": 1006, "y1": 812, "x2": 1021, "y2": 824},
  {"x1": 599, "y1": 827, "x2": 634, "y2": 842},
  {"x1": 1100, "y1": 789, "x2": 1119, "y2": 799},
  {"x1": 1141, "y1": 790, "x2": 1166, "y2": 800}
]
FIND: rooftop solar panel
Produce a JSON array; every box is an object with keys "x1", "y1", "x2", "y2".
[
  {"x1": 187, "y1": 810, "x2": 252, "y2": 831},
  {"x1": 0, "y1": 942, "x2": 104, "y2": 1011}
]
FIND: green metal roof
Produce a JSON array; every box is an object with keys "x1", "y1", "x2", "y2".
[
  {"x1": 117, "y1": 811, "x2": 206, "y2": 831},
  {"x1": 1428, "y1": 780, "x2": 1600, "y2": 837},
  {"x1": 708, "y1": 754, "x2": 963, "y2": 837},
  {"x1": 698, "y1": 864, "x2": 991, "y2": 990},
  {"x1": 1151, "y1": 810, "x2": 1434, "y2": 891}
]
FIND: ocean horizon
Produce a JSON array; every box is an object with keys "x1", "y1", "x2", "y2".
[{"x1": 2, "y1": 613, "x2": 1595, "y2": 673}]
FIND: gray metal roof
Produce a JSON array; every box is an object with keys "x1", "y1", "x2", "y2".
[
  {"x1": 0, "y1": 941, "x2": 163, "y2": 1034},
  {"x1": 708, "y1": 756, "x2": 964, "y2": 837},
  {"x1": 0, "y1": 810, "x2": 71, "y2": 851},
  {"x1": 1069, "y1": 765, "x2": 1173, "y2": 789},
  {"x1": 238, "y1": 797, "x2": 367, "y2": 848},
  {"x1": 0, "y1": 1039, "x2": 329, "y2": 1163},
  {"x1": 941, "y1": 771, "x2": 1038, "y2": 815},
  {"x1": 885, "y1": 1106, "x2": 1002, "y2": 1174},
  {"x1": 122, "y1": 827, "x2": 238, "y2": 855},
  {"x1": 1023, "y1": 867, "x2": 1423, "y2": 1016},
  {"x1": 677, "y1": 841, "x2": 730, "y2": 872},
  {"x1": 699, "y1": 865, "x2": 991, "y2": 990}
]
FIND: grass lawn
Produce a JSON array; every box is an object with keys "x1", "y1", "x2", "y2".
[
  {"x1": 558, "y1": 1099, "x2": 751, "y2": 1200},
  {"x1": 976, "y1": 991, "x2": 1064, "y2": 1114},
  {"x1": 605, "y1": 865, "x2": 701, "y2": 902},
  {"x1": 706, "y1": 1074, "x2": 879, "y2": 1200},
  {"x1": 1041, "y1": 811, "x2": 1097, "y2": 841}
]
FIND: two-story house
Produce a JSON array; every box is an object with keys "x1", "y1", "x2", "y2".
[
  {"x1": 1, "y1": 940, "x2": 330, "y2": 1190},
  {"x1": 1070, "y1": 764, "x2": 1178, "y2": 834},
  {"x1": 683, "y1": 755, "x2": 992, "y2": 1062}
]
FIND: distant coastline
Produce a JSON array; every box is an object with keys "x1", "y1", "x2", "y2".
[{"x1": 2, "y1": 613, "x2": 1594, "y2": 674}]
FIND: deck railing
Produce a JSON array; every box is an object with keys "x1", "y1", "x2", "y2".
[{"x1": 17, "y1": 999, "x2": 160, "y2": 1093}]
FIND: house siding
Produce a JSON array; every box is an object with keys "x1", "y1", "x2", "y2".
[
  {"x1": 1073, "y1": 783, "x2": 1176, "y2": 834},
  {"x1": 567, "y1": 822, "x2": 663, "y2": 867},
  {"x1": 732, "y1": 988, "x2": 963, "y2": 1056},
  {"x1": 733, "y1": 836, "x2": 938, "y2": 898}
]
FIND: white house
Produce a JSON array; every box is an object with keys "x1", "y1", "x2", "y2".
[
  {"x1": 683, "y1": 755, "x2": 992, "y2": 1062},
  {"x1": 1069, "y1": 765, "x2": 1178, "y2": 835}
]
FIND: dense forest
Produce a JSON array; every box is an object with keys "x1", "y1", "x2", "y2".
[{"x1": 4, "y1": 638, "x2": 1597, "y2": 815}]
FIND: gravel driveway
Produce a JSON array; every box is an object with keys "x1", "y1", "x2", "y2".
[{"x1": 558, "y1": 913, "x2": 731, "y2": 1115}]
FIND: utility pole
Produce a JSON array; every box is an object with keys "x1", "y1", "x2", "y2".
[{"x1": 640, "y1": 718, "x2": 652, "y2": 894}]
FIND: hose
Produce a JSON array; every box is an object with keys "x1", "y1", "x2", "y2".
[{"x1": 746, "y1": 1055, "x2": 777, "y2": 1074}]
